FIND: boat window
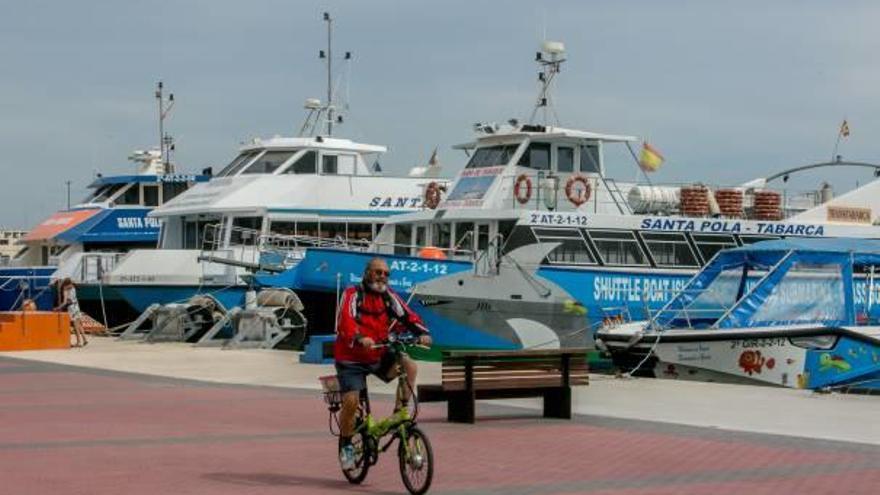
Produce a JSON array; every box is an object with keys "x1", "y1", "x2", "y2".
[
  {"x1": 319, "y1": 222, "x2": 346, "y2": 240},
  {"x1": 692, "y1": 234, "x2": 737, "y2": 263},
  {"x1": 579, "y1": 145, "x2": 600, "y2": 173},
  {"x1": 394, "y1": 224, "x2": 413, "y2": 256},
  {"x1": 465, "y1": 145, "x2": 519, "y2": 169},
  {"x1": 743, "y1": 262, "x2": 846, "y2": 326},
  {"x1": 162, "y1": 182, "x2": 188, "y2": 203},
  {"x1": 415, "y1": 225, "x2": 428, "y2": 249},
  {"x1": 88, "y1": 184, "x2": 119, "y2": 203},
  {"x1": 497, "y1": 220, "x2": 516, "y2": 245},
  {"x1": 517, "y1": 142, "x2": 551, "y2": 170},
  {"x1": 557, "y1": 147, "x2": 574, "y2": 173},
  {"x1": 641, "y1": 232, "x2": 699, "y2": 267},
  {"x1": 347, "y1": 223, "x2": 373, "y2": 243},
  {"x1": 454, "y1": 222, "x2": 475, "y2": 254},
  {"x1": 269, "y1": 221, "x2": 296, "y2": 236},
  {"x1": 738, "y1": 235, "x2": 779, "y2": 245},
  {"x1": 283, "y1": 151, "x2": 318, "y2": 174},
  {"x1": 532, "y1": 227, "x2": 596, "y2": 265},
  {"x1": 229, "y1": 217, "x2": 263, "y2": 245},
  {"x1": 322, "y1": 155, "x2": 338, "y2": 175},
  {"x1": 241, "y1": 151, "x2": 294, "y2": 175},
  {"x1": 296, "y1": 222, "x2": 319, "y2": 244},
  {"x1": 588, "y1": 230, "x2": 648, "y2": 266},
  {"x1": 115, "y1": 184, "x2": 141, "y2": 205},
  {"x1": 142, "y1": 184, "x2": 160, "y2": 207},
  {"x1": 218, "y1": 151, "x2": 259, "y2": 177},
  {"x1": 183, "y1": 218, "x2": 218, "y2": 250},
  {"x1": 433, "y1": 222, "x2": 452, "y2": 249}
]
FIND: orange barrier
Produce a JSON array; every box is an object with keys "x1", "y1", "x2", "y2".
[{"x1": 0, "y1": 311, "x2": 71, "y2": 351}]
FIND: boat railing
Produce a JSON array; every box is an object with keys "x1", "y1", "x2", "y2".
[
  {"x1": 0, "y1": 273, "x2": 54, "y2": 292},
  {"x1": 491, "y1": 171, "x2": 825, "y2": 218},
  {"x1": 597, "y1": 285, "x2": 735, "y2": 332},
  {"x1": 78, "y1": 252, "x2": 126, "y2": 284}
]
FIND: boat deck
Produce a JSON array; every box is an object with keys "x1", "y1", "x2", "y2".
[{"x1": 1, "y1": 338, "x2": 879, "y2": 494}]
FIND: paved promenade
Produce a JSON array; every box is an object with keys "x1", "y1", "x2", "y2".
[{"x1": 1, "y1": 339, "x2": 879, "y2": 494}]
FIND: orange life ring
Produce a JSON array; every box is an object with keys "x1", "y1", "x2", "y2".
[
  {"x1": 423, "y1": 181, "x2": 445, "y2": 209},
  {"x1": 513, "y1": 174, "x2": 532, "y2": 204},
  {"x1": 565, "y1": 175, "x2": 591, "y2": 206}
]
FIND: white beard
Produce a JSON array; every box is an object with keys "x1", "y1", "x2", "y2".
[{"x1": 367, "y1": 281, "x2": 387, "y2": 293}]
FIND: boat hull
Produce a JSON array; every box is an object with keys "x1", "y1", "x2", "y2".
[
  {"x1": 599, "y1": 326, "x2": 880, "y2": 391},
  {"x1": 257, "y1": 248, "x2": 693, "y2": 351}
]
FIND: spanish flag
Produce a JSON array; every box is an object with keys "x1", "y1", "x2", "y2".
[
  {"x1": 840, "y1": 120, "x2": 850, "y2": 138},
  {"x1": 638, "y1": 142, "x2": 664, "y2": 172}
]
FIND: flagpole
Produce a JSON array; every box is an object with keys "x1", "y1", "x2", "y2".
[
  {"x1": 626, "y1": 141, "x2": 654, "y2": 187},
  {"x1": 831, "y1": 132, "x2": 842, "y2": 162}
]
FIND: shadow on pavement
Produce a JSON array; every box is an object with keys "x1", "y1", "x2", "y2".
[{"x1": 203, "y1": 472, "x2": 400, "y2": 494}]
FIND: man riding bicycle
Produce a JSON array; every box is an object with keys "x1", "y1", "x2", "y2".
[{"x1": 335, "y1": 258, "x2": 432, "y2": 471}]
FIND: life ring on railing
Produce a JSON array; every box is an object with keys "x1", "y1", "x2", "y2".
[
  {"x1": 565, "y1": 174, "x2": 591, "y2": 206},
  {"x1": 423, "y1": 181, "x2": 446, "y2": 209},
  {"x1": 513, "y1": 174, "x2": 532, "y2": 205}
]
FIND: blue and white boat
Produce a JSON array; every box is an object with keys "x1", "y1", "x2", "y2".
[
  {"x1": 596, "y1": 238, "x2": 880, "y2": 391},
  {"x1": 0, "y1": 83, "x2": 209, "y2": 320},
  {"x1": 259, "y1": 42, "x2": 880, "y2": 352}
]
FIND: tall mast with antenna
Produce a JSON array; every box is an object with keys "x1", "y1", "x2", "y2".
[
  {"x1": 324, "y1": 12, "x2": 334, "y2": 135},
  {"x1": 299, "y1": 14, "x2": 352, "y2": 137},
  {"x1": 155, "y1": 81, "x2": 175, "y2": 173},
  {"x1": 529, "y1": 41, "x2": 565, "y2": 126}
]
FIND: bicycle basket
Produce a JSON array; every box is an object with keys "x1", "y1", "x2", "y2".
[{"x1": 319, "y1": 375, "x2": 341, "y2": 407}]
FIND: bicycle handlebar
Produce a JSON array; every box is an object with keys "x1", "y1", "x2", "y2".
[{"x1": 369, "y1": 332, "x2": 430, "y2": 350}]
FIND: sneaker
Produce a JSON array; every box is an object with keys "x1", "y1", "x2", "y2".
[{"x1": 339, "y1": 444, "x2": 356, "y2": 471}]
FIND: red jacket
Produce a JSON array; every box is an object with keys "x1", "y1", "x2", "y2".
[{"x1": 334, "y1": 284, "x2": 428, "y2": 363}]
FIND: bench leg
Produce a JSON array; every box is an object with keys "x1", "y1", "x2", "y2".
[
  {"x1": 447, "y1": 391, "x2": 475, "y2": 424},
  {"x1": 543, "y1": 387, "x2": 572, "y2": 419}
]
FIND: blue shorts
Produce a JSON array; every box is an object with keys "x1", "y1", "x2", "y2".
[{"x1": 335, "y1": 350, "x2": 398, "y2": 393}]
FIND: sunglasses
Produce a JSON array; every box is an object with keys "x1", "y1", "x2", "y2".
[{"x1": 372, "y1": 269, "x2": 391, "y2": 276}]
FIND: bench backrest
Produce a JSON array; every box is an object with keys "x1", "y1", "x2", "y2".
[{"x1": 440, "y1": 349, "x2": 589, "y2": 391}]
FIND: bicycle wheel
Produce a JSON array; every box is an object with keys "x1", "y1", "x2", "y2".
[
  {"x1": 398, "y1": 426, "x2": 434, "y2": 495},
  {"x1": 341, "y1": 430, "x2": 371, "y2": 484}
]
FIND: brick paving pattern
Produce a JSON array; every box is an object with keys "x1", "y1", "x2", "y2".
[{"x1": 1, "y1": 356, "x2": 878, "y2": 494}]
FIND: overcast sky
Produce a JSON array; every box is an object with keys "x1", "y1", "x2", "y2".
[{"x1": 2, "y1": 0, "x2": 880, "y2": 228}]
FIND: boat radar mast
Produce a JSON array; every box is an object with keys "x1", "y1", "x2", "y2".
[
  {"x1": 529, "y1": 40, "x2": 566, "y2": 126},
  {"x1": 298, "y1": 12, "x2": 352, "y2": 137},
  {"x1": 155, "y1": 81, "x2": 176, "y2": 174}
]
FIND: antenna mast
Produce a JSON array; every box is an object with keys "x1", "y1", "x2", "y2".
[
  {"x1": 324, "y1": 12, "x2": 334, "y2": 135},
  {"x1": 155, "y1": 81, "x2": 176, "y2": 173},
  {"x1": 529, "y1": 41, "x2": 565, "y2": 126}
]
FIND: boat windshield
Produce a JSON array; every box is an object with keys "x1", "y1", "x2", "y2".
[
  {"x1": 720, "y1": 262, "x2": 846, "y2": 328},
  {"x1": 218, "y1": 150, "x2": 260, "y2": 177},
  {"x1": 656, "y1": 258, "x2": 849, "y2": 330},
  {"x1": 86, "y1": 183, "x2": 126, "y2": 203},
  {"x1": 465, "y1": 144, "x2": 520, "y2": 169},
  {"x1": 660, "y1": 266, "x2": 748, "y2": 328}
]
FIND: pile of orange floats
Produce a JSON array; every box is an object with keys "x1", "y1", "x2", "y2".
[
  {"x1": 715, "y1": 188, "x2": 744, "y2": 218},
  {"x1": 753, "y1": 190, "x2": 783, "y2": 220},
  {"x1": 680, "y1": 185, "x2": 710, "y2": 216}
]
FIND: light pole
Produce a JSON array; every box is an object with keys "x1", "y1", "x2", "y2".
[{"x1": 65, "y1": 180, "x2": 71, "y2": 210}]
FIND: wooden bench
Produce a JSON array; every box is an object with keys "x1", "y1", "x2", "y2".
[{"x1": 417, "y1": 348, "x2": 589, "y2": 423}]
